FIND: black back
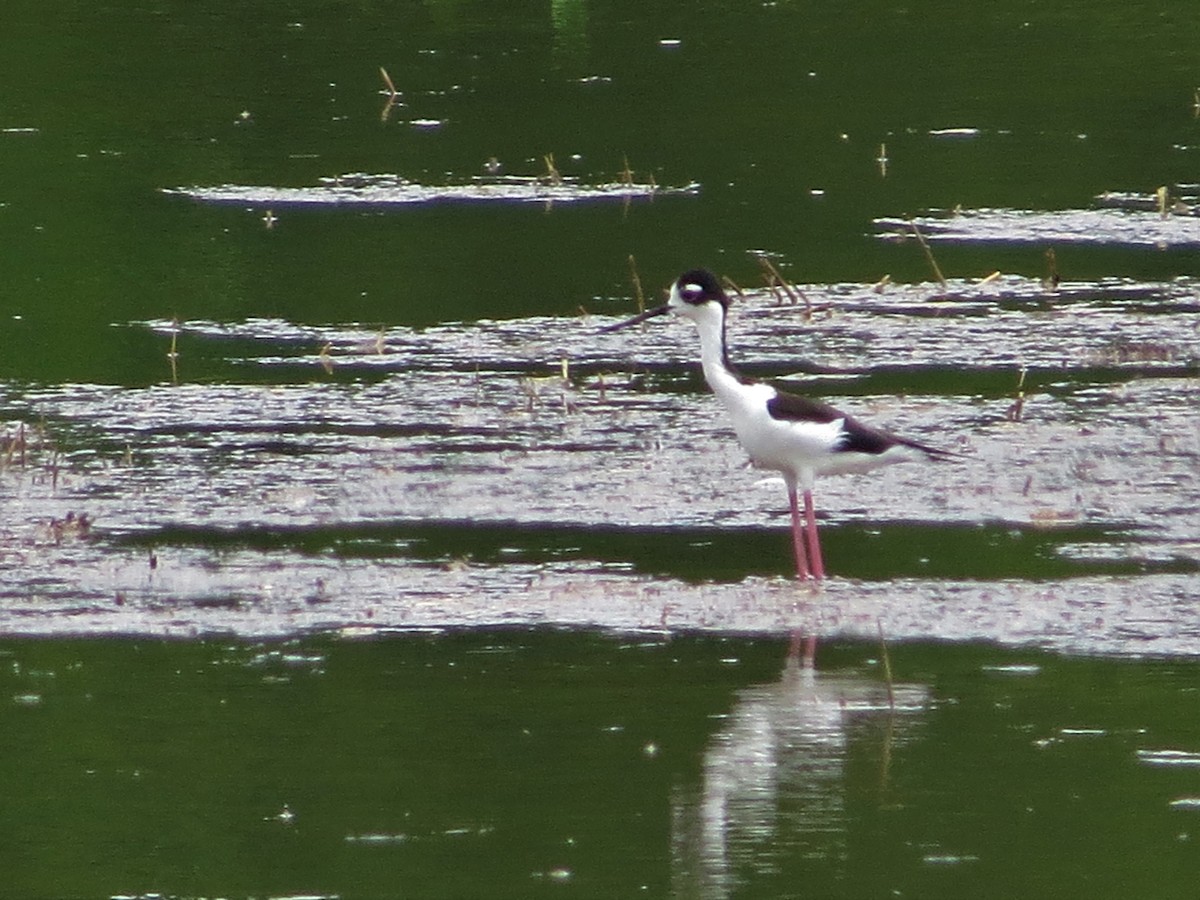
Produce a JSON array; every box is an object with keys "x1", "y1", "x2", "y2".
[{"x1": 766, "y1": 389, "x2": 949, "y2": 458}]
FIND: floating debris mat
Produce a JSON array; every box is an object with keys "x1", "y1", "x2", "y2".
[
  {"x1": 163, "y1": 172, "x2": 701, "y2": 208},
  {"x1": 876, "y1": 194, "x2": 1200, "y2": 248}
]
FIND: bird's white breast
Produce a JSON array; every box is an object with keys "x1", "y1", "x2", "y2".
[{"x1": 709, "y1": 379, "x2": 843, "y2": 474}]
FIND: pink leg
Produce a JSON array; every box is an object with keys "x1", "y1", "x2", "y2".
[
  {"x1": 787, "y1": 485, "x2": 811, "y2": 579},
  {"x1": 789, "y1": 484, "x2": 818, "y2": 669},
  {"x1": 803, "y1": 489, "x2": 825, "y2": 580},
  {"x1": 788, "y1": 630, "x2": 817, "y2": 669}
]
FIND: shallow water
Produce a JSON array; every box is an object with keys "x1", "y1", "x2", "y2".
[
  {"x1": 3, "y1": 0, "x2": 1200, "y2": 896},
  {"x1": 878, "y1": 202, "x2": 1200, "y2": 248},
  {"x1": 5, "y1": 632, "x2": 1200, "y2": 899},
  {"x1": 3, "y1": 276, "x2": 1197, "y2": 652}
]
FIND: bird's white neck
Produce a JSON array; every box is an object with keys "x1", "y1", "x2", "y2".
[{"x1": 686, "y1": 303, "x2": 742, "y2": 398}]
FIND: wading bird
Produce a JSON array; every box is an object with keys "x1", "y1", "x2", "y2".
[{"x1": 603, "y1": 268, "x2": 953, "y2": 583}]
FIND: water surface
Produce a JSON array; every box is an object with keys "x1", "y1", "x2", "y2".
[{"x1": 2, "y1": 0, "x2": 1199, "y2": 896}]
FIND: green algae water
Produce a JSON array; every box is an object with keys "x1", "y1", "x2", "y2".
[
  {"x1": 2, "y1": 0, "x2": 1200, "y2": 896},
  {"x1": 5, "y1": 634, "x2": 1200, "y2": 899}
]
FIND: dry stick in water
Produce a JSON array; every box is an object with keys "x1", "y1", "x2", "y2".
[
  {"x1": 1005, "y1": 365, "x2": 1028, "y2": 422},
  {"x1": 620, "y1": 154, "x2": 635, "y2": 187},
  {"x1": 379, "y1": 66, "x2": 399, "y2": 98},
  {"x1": 1156, "y1": 185, "x2": 1170, "y2": 219},
  {"x1": 755, "y1": 255, "x2": 812, "y2": 318},
  {"x1": 1043, "y1": 247, "x2": 1061, "y2": 290},
  {"x1": 618, "y1": 155, "x2": 636, "y2": 218},
  {"x1": 378, "y1": 67, "x2": 400, "y2": 122},
  {"x1": 907, "y1": 218, "x2": 949, "y2": 292},
  {"x1": 877, "y1": 618, "x2": 896, "y2": 712},
  {"x1": 721, "y1": 276, "x2": 744, "y2": 299},
  {"x1": 1, "y1": 423, "x2": 23, "y2": 469},
  {"x1": 5, "y1": 422, "x2": 27, "y2": 468},
  {"x1": 167, "y1": 322, "x2": 180, "y2": 385},
  {"x1": 628, "y1": 254, "x2": 646, "y2": 314}
]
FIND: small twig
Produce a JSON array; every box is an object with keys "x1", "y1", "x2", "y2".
[
  {"x1": 543, "y1": 153, "x2": 563, "y2": 186},
  {"x1": 379, "y1": 66, "x2": 399, "y2": 98},
  {"x1": 755, "y1": 255, "x2": 812, "y2": 318},
  {"x1": 907, "y1": 218, "x2": 948, "y2": 292},
  {"x1": 167, "y1": 320, "x2": 180, "y2": 385},
  {"x1": 1, "y1": 423, "x2": 24, "y2": 469},
  {"x1": 1043, "y1": 247, "x2": 1061, "y2": 290},
  {"x1": 619, "y1": 153, "x2": 635, "y2": 187},
  {"x1": 628, "y1": 254, "x2": 646, "y2": 314},
  {"x1": 378, "y1": 67, "x2": 401, "y2": 123},
  {"x1": 1005, "y1": 365, "x2": 1028, "y2": 422},
  {"x1": 877, "y1": 618, "x2": 895, "y2": 712},
  {"x1": 755, "y1": 255, "x2": 796, "y2": 302}
]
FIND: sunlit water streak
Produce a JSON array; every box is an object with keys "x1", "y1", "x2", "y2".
[
  {"x1": 1, "y1": 280, "x2": 1197, "y2": 653},
  {"x1": 162, "y1": 173, "x2": 700, "y2": 208},
  {"x1": 876, "y1": 197, "x2": 1200, "y2": 248}
]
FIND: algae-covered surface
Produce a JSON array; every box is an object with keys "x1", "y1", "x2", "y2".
[{"x1": 4, "y1": 275, "x2": 1196, "y2": 653}]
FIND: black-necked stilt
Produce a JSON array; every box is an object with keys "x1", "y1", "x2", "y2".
[{"x1": 604, "y1": 268, "x2": 953, "y2": 582}]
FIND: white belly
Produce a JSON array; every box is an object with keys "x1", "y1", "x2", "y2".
[{"x1": 712, "y1": 380, "x2": 915, "y2": 485}]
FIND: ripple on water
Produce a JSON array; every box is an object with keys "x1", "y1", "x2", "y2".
[{"x1": 1137, "y1": 750, "x2": 1200, "y2": 768}]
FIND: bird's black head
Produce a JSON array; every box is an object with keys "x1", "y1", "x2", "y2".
[
  {"x1": 599, "y1": 266, "x2": 728, "y2": 334},
  {"x1": 673, "y1": 268, "x2": 729, "y2": 308}
]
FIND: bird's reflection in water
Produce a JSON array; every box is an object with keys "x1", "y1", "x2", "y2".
[{"x1": 670, "y1": 650, "x2": 930, "y2": 897}]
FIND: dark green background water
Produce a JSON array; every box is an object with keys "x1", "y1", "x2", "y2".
[
  {"x1": 3, "y1": 1, "x2": 1200, "y2": 897},
  {"x1": 6, "y1": 634, "x2": 1200, "y2": 899},
  {"x1": 4, "y1": 0, "x2": 1198, "y2": 384}
]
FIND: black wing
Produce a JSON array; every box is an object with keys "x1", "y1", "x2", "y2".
[{"x1": 766, "y1": 389, "x2": 952, "y2": 458}]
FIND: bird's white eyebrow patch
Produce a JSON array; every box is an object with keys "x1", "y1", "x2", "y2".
[{"x1": 683, "y1": 282, "x2": 704, "y2": 295}]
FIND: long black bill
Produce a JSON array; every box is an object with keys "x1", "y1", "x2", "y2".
[{"x1": 598, "y1": 303, "x2": 670, "y2": 333}]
